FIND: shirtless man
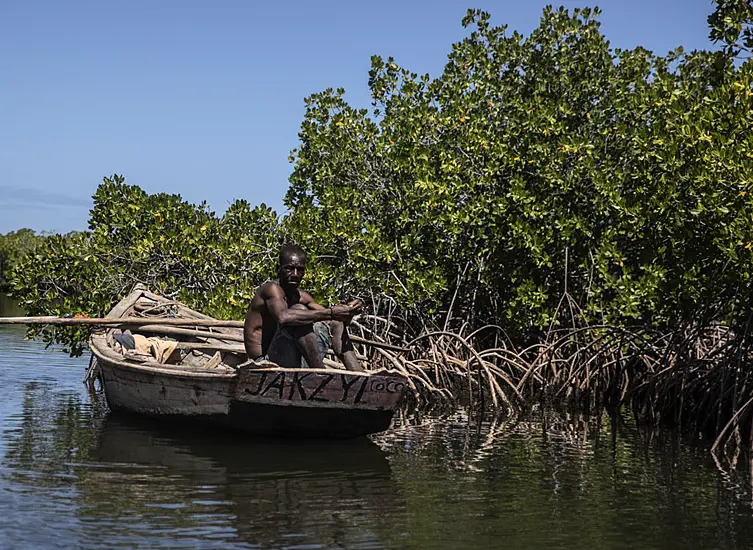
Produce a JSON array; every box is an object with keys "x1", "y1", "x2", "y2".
[{"x1": 243, "y1": 244, "x2": 365, "y2": 372}]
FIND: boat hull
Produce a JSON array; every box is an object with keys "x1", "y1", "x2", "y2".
[{"x1": 96, "y1": 355, "x2": 406, "y2": 438}]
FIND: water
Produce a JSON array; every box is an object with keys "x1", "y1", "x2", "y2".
[{"x1": 2, "y1": 324, "x2": 753, "y2": 549}]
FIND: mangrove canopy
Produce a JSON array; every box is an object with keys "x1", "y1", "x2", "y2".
[{"x1": 7, "y1": 1, "x2": 753, "y2": 460}]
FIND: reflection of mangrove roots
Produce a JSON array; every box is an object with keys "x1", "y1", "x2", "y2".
[{"x1": 353, "y1": 312, "x2": 753, "y2": 468}]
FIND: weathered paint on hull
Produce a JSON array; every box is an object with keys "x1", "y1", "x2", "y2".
[
  {"x1": 98, "y1": 360, "x2": 405, "y2": 438},
  {"x1": 234, "y1": 367, "x2": 407, "y2": 409},
  {"x1": 99, "y1": 362, "x2": 234, "y2": 416}
]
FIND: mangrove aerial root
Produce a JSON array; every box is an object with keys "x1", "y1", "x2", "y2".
[{"x1": 353, "y1": 313, "x2": 753, "y2": 468}]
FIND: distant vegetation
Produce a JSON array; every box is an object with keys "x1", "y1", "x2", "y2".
[
  {"x1": 0, "y1": 229, "x2": 47, "y2": 293},
  {"x1": 6, "y1": 2, "x2": 753, "y2": 464}
]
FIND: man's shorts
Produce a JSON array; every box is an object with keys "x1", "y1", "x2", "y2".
[{"x1": 263, "y1": 322, "x2": 332, "y2": 368}]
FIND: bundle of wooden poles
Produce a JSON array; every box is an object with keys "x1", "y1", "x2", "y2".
[{"x1": 0, "y1": 315, "x2": 411, "y2": 354}]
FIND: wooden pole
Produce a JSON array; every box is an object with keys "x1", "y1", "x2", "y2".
[
  {"x1": 352, "y1": 336, "x2": 410, "y2": 353},
  {"x1": 176, "y1": 342, "x2": 245, "y2": 353},
  {"x1": 130, "y1": 324, "x2": 410, "y2": 352},
  {"x1": 0, "y1": 316, "x2": 244, "y2": 328},
  {"x1": 0, "y1": 315, "x2": 411, "y2": 352},
  {"x1": 133, "y1": 324, "x2": 244, "y2": 342}
]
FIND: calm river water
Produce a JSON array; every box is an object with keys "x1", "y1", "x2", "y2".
[{"x1": 3, "y1": 301, "x2": 753, "y2": 548}]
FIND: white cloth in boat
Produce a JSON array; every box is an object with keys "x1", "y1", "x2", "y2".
[{"x1": 113, "y1": 332, "x2": 179, "y2": 364}]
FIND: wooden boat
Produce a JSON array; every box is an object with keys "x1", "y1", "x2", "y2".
[{"x1": 89, "y1": 284, "x2": 409, "y2": 438}]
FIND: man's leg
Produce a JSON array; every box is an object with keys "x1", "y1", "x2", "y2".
[
  {"x1": 329, "y1": 320, "x2": 365, "y2": 372},
  {"x1": 265, "y1": 327, "x2": 303, "y2": 368},
  {"x1": 288, "y1": 304, "x2": 326, "y2": 369}
]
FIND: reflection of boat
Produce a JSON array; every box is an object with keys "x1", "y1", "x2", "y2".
[
  {"x1": 90, "y1": 415, "x2": 399, "y2": 548},
  {"x1": 90, "y1": 285, "x2": 408, "y2": 438},
  {"x1": 94, "y1": 414, "x2": 393, "y2": 476}
]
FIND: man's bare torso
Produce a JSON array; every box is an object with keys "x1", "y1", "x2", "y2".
[{"x1": 244, "y1": 280, "x2": 304, "y2": 358}]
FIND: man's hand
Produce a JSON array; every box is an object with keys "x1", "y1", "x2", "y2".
[{"x1": 331, "y1": 302, "x2": 361, "y2": 322}]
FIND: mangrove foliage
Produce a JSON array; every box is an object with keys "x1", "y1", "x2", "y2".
[
  {"x1": 7, "y1": 2, "x2": 753, "y2": 463},
  {"x1": 0, "y1": 229, "x2": 48, "y2": 293}
]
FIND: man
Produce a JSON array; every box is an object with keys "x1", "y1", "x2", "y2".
[{"x1": 243, "y1": 244, "x2": 365, "y2": 372}]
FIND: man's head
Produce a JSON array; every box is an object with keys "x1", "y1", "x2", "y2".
[{"x1": 278, "y1": 244, "x2": 307, "y2": 289}]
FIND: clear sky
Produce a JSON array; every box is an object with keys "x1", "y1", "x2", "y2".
[{"x1": 0, "y1": 0, "x2": 717, "y2": 234}]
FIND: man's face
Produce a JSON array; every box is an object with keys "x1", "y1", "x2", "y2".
[{"x1": 279, "y1": 254, "x2": 306, "y2": 288}]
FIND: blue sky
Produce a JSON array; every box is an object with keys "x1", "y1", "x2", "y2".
[{"x1": 0, "y1": 0, "x2": 717, "y2": 234}]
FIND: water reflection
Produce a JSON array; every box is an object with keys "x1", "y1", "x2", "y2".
[
  {"x1": 88, "y1": 416, "x2": 399, "y2": 548},
  {"x1": 1, "y1": 376, "x2": 400, "y2": 549},
  {"x1": 374, "y1": 409, "x2": 753, "y2": 549},
  {"x1": 4, "y1": 327, "x2": 753, "y2": 549}
]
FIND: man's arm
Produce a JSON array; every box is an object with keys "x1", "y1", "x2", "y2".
[
  {"x1": 264, "y1": 286, "x2": 361, "y2": 325},
  {"x1": 298, "y1": 291, "x2": 325, "y2": 310},
  {"x1": 264, "y1": 285, "x2": 358, "y2": 325},
  {"x1": 243, "y1": 306, "x2": 257, "y2": 358},
  {"x1": 299, "y1": 291, "x2": 363, "y2": 322}
]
